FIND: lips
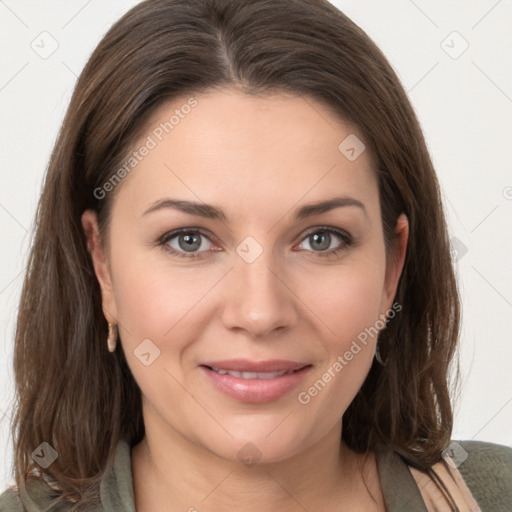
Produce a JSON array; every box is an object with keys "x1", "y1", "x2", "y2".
[
  {"x1": 201, "y1": 359, "x2": 308, "y2": 373},
  {"x1": 200, "y1": 359, "x2": 312, "y2": 403},
  {"x1": 209, "y1": 368, "x2": 291, "y2": 379}
]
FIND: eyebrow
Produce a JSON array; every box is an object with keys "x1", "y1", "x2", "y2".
[{"x1": 142, "y1": 196, "x2": 367, "y2": 221}]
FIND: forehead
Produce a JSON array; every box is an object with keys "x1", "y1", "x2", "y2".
[{"x1": 111, "y1": 88, "x2": 379, "y2": 221}]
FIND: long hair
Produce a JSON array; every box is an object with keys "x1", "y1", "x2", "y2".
[{"x1": 8, "y1": 0, "x2": 459, "y2": 506}]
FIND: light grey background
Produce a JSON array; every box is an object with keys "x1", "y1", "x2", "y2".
[{"x1": 1, "y1": 0, "x2": 511, "y2": 489}]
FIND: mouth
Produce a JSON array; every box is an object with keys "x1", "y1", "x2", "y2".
[
  {"x1": 199, "y1": 359, "x2": 312, "y2": 403},
  {"x1": 206, "y1": 368, "x2": 298, "y2": 379}
]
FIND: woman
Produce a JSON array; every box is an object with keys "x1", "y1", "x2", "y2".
[{"x1": 1, "y1": 0, "x2": 511, "y2": 510}]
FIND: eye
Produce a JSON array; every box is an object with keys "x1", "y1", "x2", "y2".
[
  {"x1": 157, "y1": 226, "x2": 353, "y2": 260},
  {"x1": 158, "y1": 228, "x2": 217, "y2": 259},
  {"x1": 297, "y1": 227, "x2": 353, "y2": 257}
]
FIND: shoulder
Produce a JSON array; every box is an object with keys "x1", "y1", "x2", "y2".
[
  {"x1": 0, "y1": 440, "x2": 131, "y2": 512},
  {"x1": 0, "y1": 480, "x2": 71, "y2": 512},
  {"x1": 0, "y1": 487, "x2": 24, "y2": 512},
  {"x1": 455, "y1": 440, "x2": 512, "y2": 509}
]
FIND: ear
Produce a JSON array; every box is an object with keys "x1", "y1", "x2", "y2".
[
  {"x1": 81, "y1": 209, "x2": 118, "y2": 323},
  {"x1": 381, "y1": 213, "x2": 409, "y2": 311}
]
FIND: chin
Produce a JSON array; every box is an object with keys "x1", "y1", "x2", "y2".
[{"x1": 196, "y1": 424, "x2": 313, "y2": 467}]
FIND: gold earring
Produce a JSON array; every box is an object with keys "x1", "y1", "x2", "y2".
[{"x1": 107, "y1": 323, "x2": 117, "y2": 353}]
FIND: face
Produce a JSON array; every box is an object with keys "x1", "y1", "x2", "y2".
[{"x1": 83, "y1": 88, "x2": 407, "y2": 464}]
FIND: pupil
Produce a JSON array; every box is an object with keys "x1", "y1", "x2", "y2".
[
  {"x1": 311, "y1": 232, "x2": 330, "y2": 251},
  {"x1": 180, "y1": 233, "x2": 201, "y2": 252}
]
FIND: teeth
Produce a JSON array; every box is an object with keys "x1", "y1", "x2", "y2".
[{"x1": 212, "y1": 368, "x2": 289, "y2": 379}]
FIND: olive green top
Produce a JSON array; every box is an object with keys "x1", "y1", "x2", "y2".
[{"x1": 1, "y1": 440, "x2": 511, "y2": 511}]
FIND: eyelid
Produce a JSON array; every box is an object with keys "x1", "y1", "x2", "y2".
[
  {"x1": 298, "y1": 225, "x2": 352, "y2": 243},
  {"x1": 294, "y1": 226, "x2": 353, "y2": 255},
  {"x1": 158, "y1": 227, "x2": 217, "y2": 244}
]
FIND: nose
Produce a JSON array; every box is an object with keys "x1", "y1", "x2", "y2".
[{"x1": 220, "y1": 247, "x2": 300, "y2": 339}]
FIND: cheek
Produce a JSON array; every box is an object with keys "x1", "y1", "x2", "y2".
[
  {"x1": 112, "y1": 261, "x2": 211, "y2": 338},
  {"x1": 294, "y1": 253, "x2": 385, "y2": 409},
  {"x1": 108, "y1": 255, "x2": 224, "y2": 406},
  {"x1": 109, "y1": 240, "x2": 230, "y2": 355},
  {"x1": 297, "y1": 254, "x2": 386, "y2": 344}
]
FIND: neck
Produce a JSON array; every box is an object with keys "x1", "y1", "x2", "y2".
[{"x1": 131, "y1": 413, "x2": 383, "y2": 511}]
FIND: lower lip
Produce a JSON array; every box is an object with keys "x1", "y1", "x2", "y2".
[{"x1": 200, "y1": 365, "x2": 312, "y2": 403}]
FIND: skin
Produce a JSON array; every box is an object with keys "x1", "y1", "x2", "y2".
[{"x1": 82, "y1": 88, "x2": 408, "y2": 511}]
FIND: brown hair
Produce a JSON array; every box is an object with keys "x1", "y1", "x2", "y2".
[{"x1": 7, "y1": 0, "x2": 460, "y2": 507}]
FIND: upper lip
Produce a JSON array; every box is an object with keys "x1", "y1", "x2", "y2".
[{"x1": 201, "y1": 359, "x2": 310, "y2": 373}]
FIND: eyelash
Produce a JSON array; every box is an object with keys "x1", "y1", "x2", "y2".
[{"x1": 157, "y1": 226, "x2": 354, "y2": 260}]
